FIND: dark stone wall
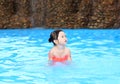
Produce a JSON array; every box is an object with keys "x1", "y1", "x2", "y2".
[
  {"x1": 0, "y1": 0, "x2": 120, "y2": 29},
  {"x1": 0, "y1": 0, "x2": 31, "y2": 28}
]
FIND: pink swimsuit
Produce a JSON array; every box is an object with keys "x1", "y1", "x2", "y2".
[{"x1": 52, "y1": 55, "x2": 68, "y2": 62}]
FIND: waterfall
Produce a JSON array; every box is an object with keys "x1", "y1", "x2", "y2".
[
  {"x1": 30, "y1": 0, "x2": 46, "y2": 27},
  {"x1": 41, "y1": 0, "x2": 47, "y2": 27},
  {"x1": 31, "y1": 0, "x2": 37, "y2": 27}
]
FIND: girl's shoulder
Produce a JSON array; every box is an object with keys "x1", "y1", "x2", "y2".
[
  {"x1": 49, "y1": 47, "x2": 56, "y2": 53},
  {"x1": 65, "y1": 47, "x2": 71, "y2": 53}
]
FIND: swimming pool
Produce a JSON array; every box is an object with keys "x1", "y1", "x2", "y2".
[{"x1": 0, "y1": 28, "x2": 120, "y2": 84}]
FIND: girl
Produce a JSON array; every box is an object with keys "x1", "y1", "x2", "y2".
[{"x1": 48, "y1": 29, "x2": 72, "y2": 65}]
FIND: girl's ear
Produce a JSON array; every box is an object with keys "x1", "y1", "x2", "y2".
[{"x1": 54, "y1": 40, "x2": 58, "y2": 45}]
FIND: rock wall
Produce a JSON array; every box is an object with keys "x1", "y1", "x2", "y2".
[
  {"x1": 0, "y1": 0, "x2": 120, "y2": 29},
  {"x1": 0, "y1": 0, "x2": 31, "y2": 28}
]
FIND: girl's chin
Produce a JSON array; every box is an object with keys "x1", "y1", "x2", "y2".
[
  {"x1": 62, "y1": 43, "x2": 66, "y2": 45},
  {"x1": 59, "y1": 43, "x2": 66, "y2": 45}
]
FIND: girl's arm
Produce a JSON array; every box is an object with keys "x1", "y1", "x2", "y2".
[
  {"x1": 68, "y1": 49, "x2": 72, "y2": 61},
  {"x1": 48, "y1": 50, "x2": 54, "y2": 65},
  {"x1": 48, "y1": 50, "x2": 53, "y2": 61}
]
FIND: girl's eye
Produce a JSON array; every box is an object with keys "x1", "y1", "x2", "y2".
[{"x1": 62, "y1": 36, "x2": 64, "y2": 38}]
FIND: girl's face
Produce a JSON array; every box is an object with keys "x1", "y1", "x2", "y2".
[{"x1": 57, "y1": 31, "x2": 67, "y2": 45}]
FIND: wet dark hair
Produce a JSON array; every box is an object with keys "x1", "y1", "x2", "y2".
[{"x1": 48, "y1": 29, "x2": 63, "y2": 45}]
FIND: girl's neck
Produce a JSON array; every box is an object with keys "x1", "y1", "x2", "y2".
[{"x1": 56, "y1": 44, "x2": 65, "y2": 50}]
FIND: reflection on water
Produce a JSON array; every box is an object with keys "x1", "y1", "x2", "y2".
[{"x1": 0, "y1": 29, "x2": 120, "y2": 84}]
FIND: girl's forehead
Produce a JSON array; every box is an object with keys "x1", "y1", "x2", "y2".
[{"x1": 59, "y1": 31, "x2": 65, "y2": 35}]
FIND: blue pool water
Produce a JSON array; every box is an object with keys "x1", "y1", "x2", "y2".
[{"x1": 0, "y1": 28, "x2": 120, "y2": 84}]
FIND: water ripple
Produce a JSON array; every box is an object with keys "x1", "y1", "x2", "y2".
[{"x1": 0, "y1": 29, "x2": 120, "y2": 84}]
